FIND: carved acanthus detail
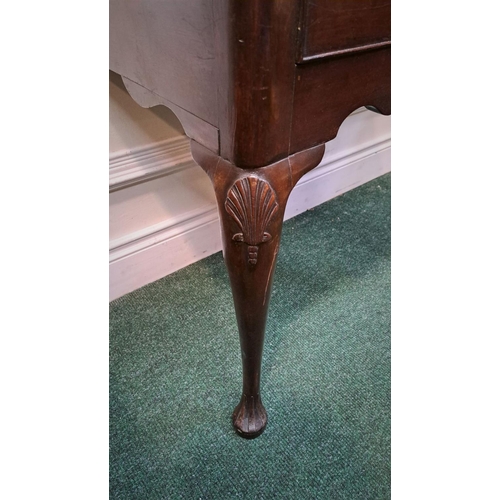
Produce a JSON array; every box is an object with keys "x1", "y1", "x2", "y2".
[{"x1": 225, "y1": 176, "x2": 279, "y2": 265}]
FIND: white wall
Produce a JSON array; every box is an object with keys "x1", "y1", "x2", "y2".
[{"x1": 109, "y1": 71, "x2": 391, "y2": 301}]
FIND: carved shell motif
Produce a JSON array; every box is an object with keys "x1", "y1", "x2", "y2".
[{"x1": 225, "y1": 176, "x2": 279, "y2": 265}]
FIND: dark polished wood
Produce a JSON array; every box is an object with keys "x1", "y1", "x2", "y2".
[
  {"x1": 298, "y1": 0, "x2": 391, "y2": 61},
  {"x1": 291, "y1": 47, "x2": 391, "y2": 152},
  {"x1": 109, "y1": 0, "x2": 218, "y2": 125},
  {"x1": 110, "y1": 0, "x2": 391, "y2": 437},
  {"x1": 216, "y1": 0, "x2": 302, "y2": 168},
  {"x1": 192, "y1": 141, "x2": 325, "y2": 438}
]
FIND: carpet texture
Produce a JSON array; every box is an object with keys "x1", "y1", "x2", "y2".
[{"x1": 110, "y1": 173, "x2": 391, "y2": 499}]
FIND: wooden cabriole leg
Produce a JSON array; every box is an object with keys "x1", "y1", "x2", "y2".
[{"x1": 191, "y1": 141, "x2": 325, "y2": 438}]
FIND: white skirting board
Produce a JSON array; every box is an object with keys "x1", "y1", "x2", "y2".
[{"x1": 110, "y1": 108, "x2": 391, "y2": 301}]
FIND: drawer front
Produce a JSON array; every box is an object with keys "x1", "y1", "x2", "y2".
[
  {"x1": 299, "y1": 0, "x2": 391, "y2": 61},
  {"x1": 291, "y1": 47, "x2": 391, "y2": 153}
]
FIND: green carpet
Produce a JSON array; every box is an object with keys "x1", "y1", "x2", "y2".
[{"x1": 110, "y1": 173, "x2": 391, "y2": 499}]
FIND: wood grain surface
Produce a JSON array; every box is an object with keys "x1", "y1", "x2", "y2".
[{"x1": 298, "y1": 0, "x2": 391, "y2": 60}]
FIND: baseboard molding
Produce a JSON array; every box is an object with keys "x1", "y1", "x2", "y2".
[
  {"x1": 110, "y1": 112, "x2": 390, "y2": 301},
  {"x1": 285, "y1": 140, "x2": 391, "y2": 220},
  {"x1": 109, "y1": 136, "x2": 193, "y2": 191}
]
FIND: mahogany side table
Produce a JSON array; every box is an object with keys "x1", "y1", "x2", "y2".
[{"x1": 110, "y1": 0, "x2": 391, "y2": 438}]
